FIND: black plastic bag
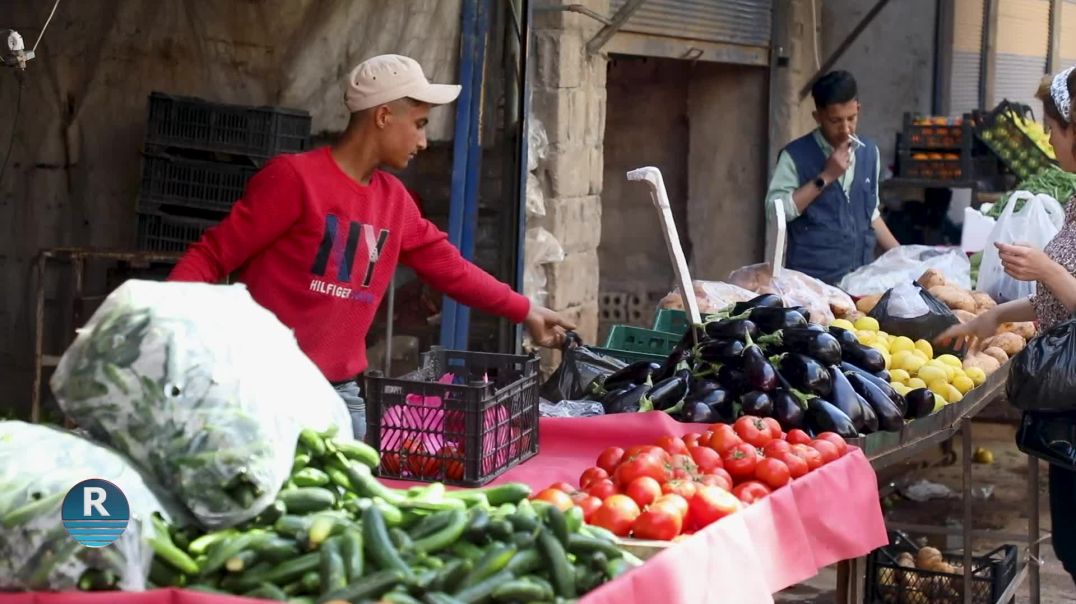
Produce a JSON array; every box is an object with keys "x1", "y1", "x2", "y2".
[
  {"x1": 1007, "y1": 317, "x2": 1076, "y2": 412},
  {"x1": 868, "y1": 282, "x2": 960, "y2": 354},
  {"x1": 539, "y1": 332, "x2": 627, "y2": 403},
  {"x1": 1016, "y1": 411, "x2": 1076, "y2": 471}
]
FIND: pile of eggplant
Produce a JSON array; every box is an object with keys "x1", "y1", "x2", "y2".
[{"x1": 589, "y1": 295, "x2": 939, "y2": 439}]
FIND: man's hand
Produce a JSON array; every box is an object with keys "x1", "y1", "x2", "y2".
[
  {"x1": 523, "y1": 305, "x2": 577, "y2": 348},
  {"x1": 997, "y1": 242, "x2": 1058, "y2": 282},
  {"x1": 822, "y1": 140, "x2": 852, "y2": 183}
]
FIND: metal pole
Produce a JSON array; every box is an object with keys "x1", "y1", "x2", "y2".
[
  {"x1": 798, "y1": 0, "x2": 892, "y2": 100},
  {"x1": 1048, "y1": 0, "x2": 1062, "y2": 75},
  {"x1": 31, "y1": 254, "x2": 46, "y2": 423},
  {"x1": 585, "y1": 0, "x2": 648, "y2": 55},
  {"x1": 513, "y1": 0, "x2": 532, "y2": 354},
  {"x1": 962, "y1": 422, "x2": 973, "y2": 604},
  {"x1": 1029, "y1": 455, "x2": 1041, "y2": 604},
  {"x1": 980, "y1": 0, "x2": 999, "y2": 110}
]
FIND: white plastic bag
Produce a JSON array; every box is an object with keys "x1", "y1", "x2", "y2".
[
  {"x1": 0, "y1": 421, "x2": 174, "y2": 591},
  {"x1": 838, "y1": 245, "x2": 972, "y2": 296},
  {"x1": 976, "y1": 192, "x2": 1065, "y2": 303},
  {"x1": 886, "y1": 282, "x2": 930, "y2": 318},
  {"x1": 50, "y1": 280, "x2": 353, "y2": 528}
]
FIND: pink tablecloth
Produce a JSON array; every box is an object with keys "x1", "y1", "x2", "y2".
[{"x1": 1, "y1": 413, "x2": 887, "y2": 604}]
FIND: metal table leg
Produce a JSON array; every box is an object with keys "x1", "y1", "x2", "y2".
[
  {"x1": 962, "y1": 421, "x2": 973, "y2": 604},
  {"x1": 1029, "y1": 455, "x2": 1040, "y2": 604},
  {"x1": 836, "y1": 559, "x2": 850, "y2": 604},
  {"x1": 31, "y1": 254, "x2": 46, "y2": 423}
]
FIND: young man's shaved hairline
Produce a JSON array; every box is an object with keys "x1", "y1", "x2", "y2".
[{"x1": 348, "y1": 97, "x2": 427, "y2": 125}]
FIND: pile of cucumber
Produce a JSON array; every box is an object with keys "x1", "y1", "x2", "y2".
[{"x1": 149, "y1": 428, "x2": 639, "y2": 603}]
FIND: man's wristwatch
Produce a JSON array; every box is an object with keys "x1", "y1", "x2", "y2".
[{"x1": 813, "y1": 175, "x2": 827, "y2": 190}]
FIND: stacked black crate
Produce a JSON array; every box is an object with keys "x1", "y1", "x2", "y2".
[{"x1": 136, "y1": 92, "x2": 312, "y2": 252}]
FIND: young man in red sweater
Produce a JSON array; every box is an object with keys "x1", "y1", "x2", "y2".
[{"x1": 169, "y1": 54, "x2": 575, "y2": 438}]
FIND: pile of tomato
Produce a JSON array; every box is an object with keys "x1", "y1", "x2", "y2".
[{"x1": 533, "y1": 416, "x2": 850, "y2": 541}]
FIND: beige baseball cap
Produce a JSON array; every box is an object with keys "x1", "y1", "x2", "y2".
[{"x1": 345, "y1": 54, "x2": 462, "y2": 113}]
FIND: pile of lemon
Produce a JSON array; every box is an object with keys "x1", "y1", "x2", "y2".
[{"x1": 830, "y1": 316, "x2": 986, "y2": 407}]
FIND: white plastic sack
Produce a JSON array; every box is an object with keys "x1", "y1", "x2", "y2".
[
  {"x1": 50, "y1": 280, "x2": 352, "y2": 528},
  {"x1": 976, "y1": 192, "x2": 1065, "y2": 303},
  {"x1": 527, "y1": 118, "x2": 549, "y2": 173},
  {"x1": 886, "y1": 282, "x2": 930, "y2": 319},
  {"x1": 526, "y1": 173, "x2": 545, "y2": 217},
  {"x1": 0, "y1": 421, "x2": 173, "y2": 591},
  {"x1": 839, "y1": 245, "x2": 972, "y2": 296}
]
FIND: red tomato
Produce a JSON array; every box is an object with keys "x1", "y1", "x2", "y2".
[
  {"x1": 754, "y1": 457, "x2": 791, "y2": 489},
  {"x1": 625, "y1": 476, "x2": 663, "y2": 508},
  {"x1": 549, "y1": 481, "x2": 577, "y2": 494},
  {"x1": 688, "y1": 485, "x2": 742, "y2": 529},
  {"x1": 632, "y1": 505, "x2": 683, "y2": 540},
  {"x1": 590, "y1": 494, "x2": 641, "y2": 537},
  {"x1": 533, "y1": 488, "x2": 575, "y2": 511},
  {"x1": 779, "y1": 451, "x2": 809, "y2": 479},
  {"x1": 578, "y1": 495, "x2": 603, "y2": 521},
  {"x1": 707, "y1": 423, "x2": 733, "y2": 435},
  {"x1": 723, "y1": 443, "x2": 761, "y2": 482},
  {"x1": 786, "y1": 429, "x2": 813, "y2": 445},
  {"x1": 682, "y1": 432, "x2": 704, "y2": 448},
  {"x1": 569, "y1": 489, "x2": 590, "y2": 504},
  {"x1": 651, "y1": 493, "x2": 690, "y2": 519},
  {"x1": 699, "y1": 470, "x2": 733, "y2": 491},
  {"x1": 816, "y1": 432, "x2": 849, "y2": 456},
  {"x1": 381, "y1": 451, "x2": 401, "y2": 475},
  {"x1": 408, "y1": 453, "x2": 440, "y2": 478},
  {"x1": 790, "y1": 444, "x2": 823, "y2": 471},
  {"x1": 579, "y1": 467, "x2": 609, "y2": 489},
  {"x1": 733, "y1": 481, "x2": 772, "y2": 505},
  {"x1": 708, "y1": 426, "x2": 743, "y2": 455},
  {"x1": 762, "y1": 417, "x2": 783, "y2": 441},
  {"x1": 810, "y1": 440, "x2": 840, "y2": 465},
  {"x1": 615, "y1": 452, "x2": 672, "y2": 487},
  {"x1": 596, "y1": 447, "x2": 625, "y2": 475},
  {"x1": 687, "y1": 446, "x2": 723, "y2": 474},
  {"x1": 669, "y1": 454, "x2": 699, "y2": 481},
  {"x1": 438, "y1": 445, "x2": 464, "y2": 481},
  {"x1": 656, "y1": 435, "x2": 689, "y2": 456},
  {"x1": 626, "y1": 445, "x2": 667, "y2": 460},
  {"x1": 587, "y1": 478, "x2": 619, "y2": 500},
  {"x1": 734, "y1": 416, "x2": 774, "y2": 448},
  {"x1": 661, "y1": 479, "x2": 698, "y2": 501},
  {"x1": 762, "y1": 439, "x2": 792, "y2": 459}
]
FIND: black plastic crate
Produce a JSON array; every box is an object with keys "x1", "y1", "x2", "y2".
[
  {"x1": 145, "y1": 91, "x2": 311, "y2": 158},
  {"x1": 975, "y1": 100, "x2": 1058, "y2": 180},
  {"x1": 364, "y1": 347, "x2": 540, "y2": 487},
  {"x1": 866, "y1": 531, "x2": 1019, "y2": 604},
  {"x1": 139, "y1": 152, "x2": 256, "y2": 214},
  {"x1": 902, "y1": 113, "x2": 974, "y2": 151},
  {"x1": 136, "y1": 211, "x2": 219, "y2": 252}
]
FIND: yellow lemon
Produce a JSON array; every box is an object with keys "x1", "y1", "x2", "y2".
[
  {"x1": 932, "y1": 393, "x2": 947, "y2": 412},
  {"x1": 877, "y1": 331, "x2": 890, "y2": 341},
  {"x1": 917, "y1": 365, "x2": 948, "y2": 385},
  {"x1": 907, "y1": 377, "x2": 927, "y2": 390},
  {"x1": 857, "y1": 331, "x2": 876, "y2": 346},
  {"x1": 928, "y1": 379, "x2": 950, "y2": 397},
  {"x1": 831, "y1": 319, "x2": 855, "y2": 331},
  {"x1": 890, "y1": 336, "x2": 915, "y2": 354},
  {"x1": 855, "y1": 317, "x2": 880, "y2": 332},
  {"x1": 912, "y1": 349, "x2": 930, "y2": 363},
  {"x1": 891, "y1": 382, "x2": 910, "y2": 396},
  {"x1": 869, "y1": 342, "x2": 889, "y2": 355},
  {"x1": 952, "y1": 375, "x2": 975, "y2": 394},
  {"x1": 896, "y1": 354, "x2": 926, "y2": 375},
  {"x1": 936, "y1": 354, "x2": 962, "y2": 369},
  {"x1": 890, "y1": 369, "x2": 911, "y2": 384},
  {"x1": 915, "y1": 339, "x2": 934, "y2": 359},
  {"x1": 925, "y1": 360, "x2": 956, "y2": 381},
  {"x1": 965, "y1": 367, "x2": 986, "y2": 386},
  {"x1": 945, "y1": 384, "x2": 964, "y2": 403}
]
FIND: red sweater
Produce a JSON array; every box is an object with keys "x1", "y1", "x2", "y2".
[{"x1": 169, "y1": 147, "x2": 531, "y2": 382}]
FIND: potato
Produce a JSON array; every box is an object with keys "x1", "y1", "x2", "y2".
[
  {"x1": 917, "y1": 268, "x2": 949, "y2": 290},
  {"x1": 952, "y1": 309, "x2": 977, "y2": 324},
  {"x1": 658, "y1": 292, "x2": 684, "y2": 310},
  {"x1": 915, "y1": 546, "x2": 943, "y2": 569},
  {"x1": 928, "y1": 286, "x2": 977, "y2": 312},
  {"x1": 1000, "y1": 321, "x2": 1036, "y2": 340},
  {"x1": 982, "y1": 347, "x2": 1009, "y2": 365},
  {"x1": 844, "y1": 309, "x2": 865, "y2": 324},
  {"x1": 856, "y1": 294, "x2": 882, "y2": 314},
  {"x1": 963, "y1": 353, "x2": 1001, "y2": 375},
  {"x1": 981, "y1": 332, "x2": 1026, "y2": 357},
  {"x1": 971, "y1": 292, "x2": 997, "y2": 312}
]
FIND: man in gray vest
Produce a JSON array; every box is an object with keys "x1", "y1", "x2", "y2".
[{"x1": 765, "y1": 70, "x2": 900, "y2": 285}]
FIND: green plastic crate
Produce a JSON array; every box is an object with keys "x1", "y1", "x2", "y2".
[
  {"x1": 592, "y1": 325, "x2": 679, "y2": 364},
  {"x1": 653, "y1": 308, "x2": 689, "y2": 335}
]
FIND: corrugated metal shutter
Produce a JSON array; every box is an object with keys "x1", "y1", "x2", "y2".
[
  {"x1": 950, "y1": 0, "x2": 983, "y2": 117},
  {"x1": 993, "y1": 0, "x2": 1049, "y2": 113},
  {"x1": 605, "y1": 0, "x2": 771, "y2": 66}
]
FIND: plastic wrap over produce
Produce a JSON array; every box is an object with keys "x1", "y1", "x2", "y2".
[
  {"x1": 523, "y1": 227, "x2": 565, "y2": 307},
  {"x1": 657, "y1": 280, "x2": 756, "y2": 315},
  {"x1": 728, "y1": 263, "x2": 856, "y2": 324},
  {"x1": 0, "y1": 421, "x2": 173, "y2": 591},
  {"x1": 527, "y1": 118, "x2": 548, "y2": 173},
  {"x1": 838, "y1": 245, "x2": 971, "y2": 296},
  {"x1": 49, "y1": 280, "x2": 353, "y2": 528}
]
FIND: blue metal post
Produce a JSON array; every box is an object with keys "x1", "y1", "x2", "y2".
[{"x1": 513, "y1": 0, "x2": 533, "y2": 353}]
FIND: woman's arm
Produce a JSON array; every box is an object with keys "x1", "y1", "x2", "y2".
[
  {"x1": 1040, "y1": 261, "x2": 1076, "y2": 313},
  {"x1": 935, "y1": 298, "x2": 1035, "y2": 351}
]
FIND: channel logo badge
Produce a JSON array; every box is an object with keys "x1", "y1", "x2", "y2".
[{"x1": 62, "y1": 479, "x2": 129, "y2": 548}]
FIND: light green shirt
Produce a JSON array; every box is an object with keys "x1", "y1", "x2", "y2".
[{"x1": 765, "y1": 129, "x2": 881, "y2": 224}]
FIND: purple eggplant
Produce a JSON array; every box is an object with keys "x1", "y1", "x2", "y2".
[
  {"x1": 845, "y1": 373, "x2": 904, "y2": 432},
  {"x1": 717, "y1": 365, "x2": 748, "y2": 395},
  {"x1": 744, "y1": 307, "x2": 808, "y2": 333},
  {"x1": 739, "y1": 391, "x2": 773, "y2": 417},
  {"x1": 680, "y1": 400, "x2": 718, "y2": 424},
  {"x1": 777, "y1": 353, "x2": 833, "y2": 397},
  {"x1": 704, "y1": 318, "x2": 759, "y2": 342},
  {"x1": 643, "y1": 376, "x2": 689, "y2": 411},
  {"x1": 690, "y1": 379, "x2": 722, "y2": 399},
  {"x1": 771, "y1": 389, "x2": 806, "y2": 431},
  {"x1": 841, "y1": 363, "x2": 907, "y2": 415},
  {"x1": 603, "y1": 361, "x2": 662, "y2": 392},
  {"x1": 905, "y1": 388, "x2": 938, "y2": 419},
  {"x1": 697, "y1": 339, "x2": 746, "y2": 365},
  {"x1": 602, "y1": 383, "x2": 649, "y2": 414},
  {"x1": 759, "y1": 328, "x2": 842, "y2": 366},
  {"x1": 742, "y1": 345, "x2": 779, "y2": 392},
  {"x1": 730, "y1": 293, "x2": 784, "y2": 316},
  {"x1": 826, "y1": 366, "x2": 869, "y2": 433},
  {"x1": 804, "y1": 397, "x2": 858, "y2": 439}
]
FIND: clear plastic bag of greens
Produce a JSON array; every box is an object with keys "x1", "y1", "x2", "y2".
[
  {"x1": 0, "y1": 421, "x2": 174, "y2": 591},
  {"x1": 50, "y1": 280, "x2": 352, "y2": 528}
]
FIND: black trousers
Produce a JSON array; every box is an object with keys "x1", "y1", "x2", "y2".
[{"x1": 1050, "y1": 463, "x2": 1076, "y2": 587}]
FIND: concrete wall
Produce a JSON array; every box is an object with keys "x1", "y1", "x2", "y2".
[{"x1": 820, "y1": 0, "x2": 938, "y2": 173}]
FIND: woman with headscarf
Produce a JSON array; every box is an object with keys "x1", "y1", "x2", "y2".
[{"x1": 937, "y1": 66, "x2": 1076, "y2": 587}]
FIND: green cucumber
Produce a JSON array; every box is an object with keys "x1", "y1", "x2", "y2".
[
  {"x1": 318, "y1": 569, "x2": 406, "y2": 603},
  {"x1": 278, "y1": 487, "x2": 336, "y2": 514},
  {"x1": 259, "y1": 536, "x2": 301, "y2": 563},
  {"x1": 292, "y1": 453, "x2": 312, "y2": 473},
  {"x1": 452, "y1": 569, "x2": 515, "y2": 604},
  {"x1": 538, "y1": 530, "x2": 576, "y2": 598},
  {"x1": 244, "y1": 583, "x2": 289, "y2": 601},
  {"x1": 293, "y1": 467, "x2": 331, "y2": 488},
  {"x1": 340, "y1": 529, "x2": 365, "y2": 581},
  {"x1": 546, "y1": 505, "x2": 570, "y2": 546},
  {"x1": 319, "y1": 537, "x2": 347, "y2": 593},
  {"x1": 412, "y1": 509, "x2": 468, "y2": 554},
  {"x1": 332, "y1": 438, "x2": 381, "y2": 468},
  {"x1": 567, "y1": 534, "x2": 624, "y2": 559},
  {"x1": 343, "y1": 458, "x2": 405, "y2": 506},
  {"x1": 504, "y1": 548, "x2": 542, "y2": 576},
  {"x1": 362, "y1": 505, "x2": 413, "y2": 578},
  {"x1": 200, "y1": 531, "x2": 263, "y2": 576},
  {"x1": 299, "y1": 428, "x2": 327, "y2": 458},
  {"x1": 188, "y1": 530, "x2": 235, "y2": 557},
  {"x1": 464, "y1": 507, "x2": 490, "y2": 542},
  {"x1": 424, "y1": 593, "x2": 468, "y2": 604},
  {"x1": 301, "y1": 570, "x2": 321, "y2": 592},
  {"x1": 492, "y1": 579, "x2": 548, "y2": 602},
  {"x1": 459, "y1": 544, "x2": 516, "y2": 590},
  {"x1": 225, "y1": 550, "x2": 257, "y2": 573},
  {"x1": 409, "y1": 510, "x2": 457, "y2": 541}
]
